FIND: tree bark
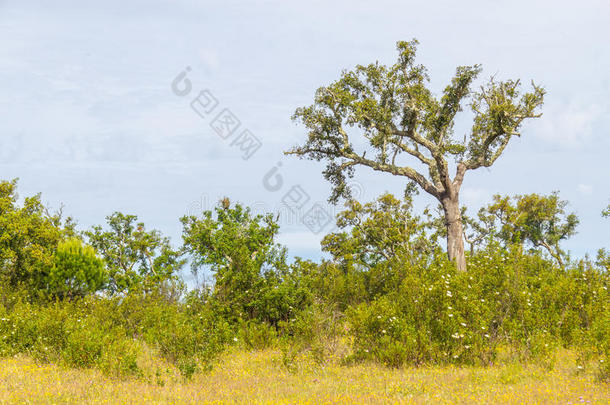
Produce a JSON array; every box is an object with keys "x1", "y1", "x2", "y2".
[{"x1": 441, "y1": 195, "x2": 467, "y2": 272}]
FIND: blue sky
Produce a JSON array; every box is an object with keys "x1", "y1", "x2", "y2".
[{"x1": 1, "y1": 0, "x2": 609, "y2": 267}]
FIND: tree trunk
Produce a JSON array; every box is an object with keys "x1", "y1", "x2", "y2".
[{"x1": 441, "y1": 195, "x2": 467, "y2": 272}]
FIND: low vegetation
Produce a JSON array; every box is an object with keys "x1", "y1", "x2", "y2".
[{"x1": 1, "y1": 179, "x2": 609, "y2": 394}]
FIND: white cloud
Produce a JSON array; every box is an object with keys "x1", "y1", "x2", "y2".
[
  {"x1": 198, "y1": 48, "x2": 220, "y2": 71},
  {"x1": 532, "y1": 101, "x2": 604, "y2": 147},
  {"x1": 277, "y1": 231, "x2": 323, "y2": 250},
  {"x1": 461, "y1": 187, "x2": 493, "y2": 206},
  {"x1": 577, "y1": 184, "x2": 594, "y2": 195}
]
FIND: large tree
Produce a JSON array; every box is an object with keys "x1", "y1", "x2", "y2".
[{"x1": 286, "y1": 40, "x2": 545, "y2": 271}]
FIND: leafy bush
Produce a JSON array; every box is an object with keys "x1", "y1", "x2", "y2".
[
  {"x1": 346, "y1": 247, "x2": 608, "y2": 367},
  {"x1": 181, "y1": 200, "x2": 310, "y2": 326},
  {"x1": 279, "y1": 300, "x2": 348, "y2": 366},
  {"x1": 121, "y1": 290, "x2": 234, "y2": 375},
  {"x1": 86, "y1": 212, "x2": 185, "y2": 295},
  {"x1": 238, "y1": 320, "x2": 278, "y2": 350},
  {"x1": 2, "y1": 182, "x2": 609, "y2": 380},
  {"x1": 0, "y1": 285, "x2": 235, "y2": 378},
  {"x1": 575, "y1": 297, "x2": 610, "y2": 381}
]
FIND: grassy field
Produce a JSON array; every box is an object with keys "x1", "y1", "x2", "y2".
[{"x1": 0, "y1": 349, "x2": 608, "y2": 404}]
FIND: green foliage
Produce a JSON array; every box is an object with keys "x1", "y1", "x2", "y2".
[
  {"x1": 293, "y1": 259, "x2": 368, "y2": 311},
  {"x1": 0, "y1": 294, "x2": 141, "y2": 376},
  {"x1": 86, "y1": 212, "x2": 184, "y2": 295},
  {"x1": 287, "y1": 40, "x2": 543, "y2": 202},
  {"x1": 598, "y1": 206, "x2": 610, "y2": 271},
  {"x1": 286, "y1": 39, "x2": 545, "y2": 271},
  {"x1": 576, "y1": 309, "x2": 610, "y2": 382},
  {"x1": 116, "y1": 289, "x2": 233, "y2": 376},
  {"x1": 346, "y1": 248, "x2": 608, "y2": 367},
  {"x1": 181, "y1": 200, "x2": 310, "y2": 325},
  {"x1": 1, "y1": 179, "x2": 609, "y2": 380},
  {"x1": 472, "y1": 193, "x2": 579, "y2": 267},
  {"x1": 592, "y1": 314, "x2": 610, "y2": 381},
  {"x1": 238, "y1": 320, "x2": 278, "y2": 350},
  {"x1": 322, "y1": 193, "x2": 436, "y2": 270},
  {"x1": 0, "y1": 179, "x2": 74, "y2": 295},
  {"x1": 596, "y1": 249, "x2": 610, "y2": 271},
  {"x1": 279, "y1": 300, "x2": 348, "y2": 366},
  {"x1": 0, "y1": 286, "x2": 233, "y2": 378},
  {"x1": 47, "y1": 238, "x2": 107, "y2": 299}
]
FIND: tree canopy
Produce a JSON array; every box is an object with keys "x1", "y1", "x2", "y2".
[
  {"x1": 85, "y1": 212, "x2": 184, "y2": 294},
  {"x1": 287, "y1": 39, "x2": 545, "y2": 270}
]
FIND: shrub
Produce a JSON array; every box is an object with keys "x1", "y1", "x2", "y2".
[
  {"x1": 115, "y1": 289, "x2": 234, "y2": 376},
  {"x1": 0, "y1": 285, "x2": 235, "y2": 378},
  {"x1": 577, "y1": 302, "x2": 610, "y2": 381},
  {"x1": 181, "y1": 200, "x2": 310, "y2": 325},
  {"x1": 239, "y1": 320, "x2": 278, "y2": 350},
  {"x1": 347, "y1": 247, "x2": 609, "y2": 367},
  {"x1": 279, "y1": 300, "x2": 349, "y2": 366}
]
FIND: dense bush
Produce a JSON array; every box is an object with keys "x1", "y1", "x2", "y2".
[
  {"x1": 342, "y1": 247, "x2": 609, "y2": 369},
  {"x1": 1, "y1": 181, "x2": 609, "y2": 380},
  {"x1": 181, "y1": 200, "x2": 311, "y2": 326},
  {"x1": 0, "y1": 285, "x2": 234, "y2": 378}
]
